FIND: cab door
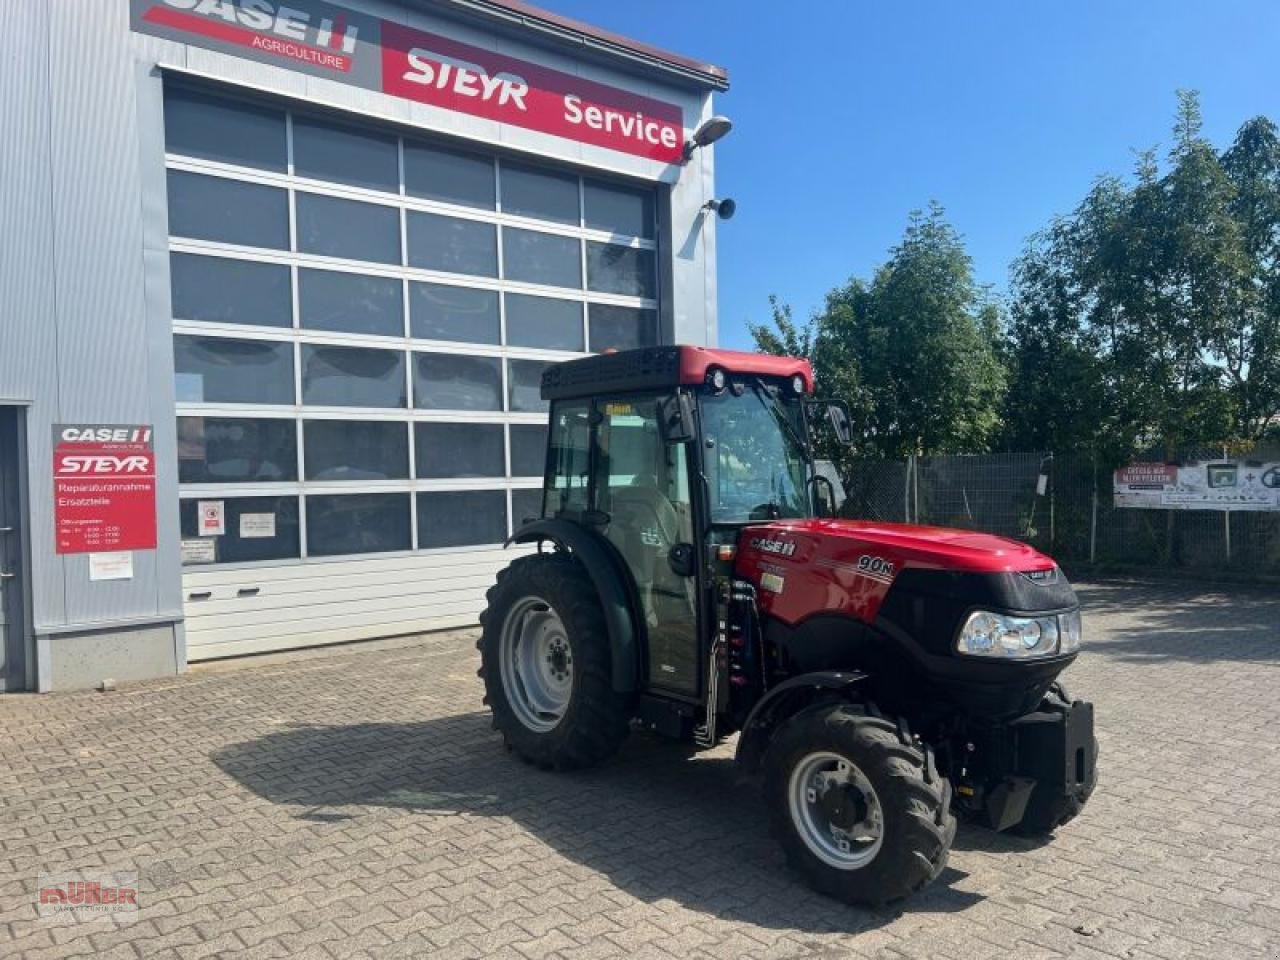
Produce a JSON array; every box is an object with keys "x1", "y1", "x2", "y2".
[{"x1": 592, "y1": 396, "x2": 700, "y2": 697}]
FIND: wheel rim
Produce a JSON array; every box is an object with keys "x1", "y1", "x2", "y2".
[
  {"x1": 498, "y1": 596, "x2": 573, "y2": 733},
  {"x1": 787, "y1": 750, "x2": 884, "y2": 870}
]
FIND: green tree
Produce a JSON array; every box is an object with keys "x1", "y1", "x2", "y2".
[
  {"x1": 1220, "y1": 115, "x2": 1280, "y2": 440},
  {"x1": 1005, "y1": 91, "x2": 1280, "y2": 455},
  {"x1": 1000, "y1": 216, "x2": 1118, "y2": 459},
  {"x1": 752, "y1": 204, "x2": 1007, "y2": 461},
  {"x1": 750, "y1": 295, "x2": 813, "y2": 360}
]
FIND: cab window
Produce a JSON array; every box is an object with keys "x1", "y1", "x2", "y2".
[
  {"x1": 701, "y1": 385, "x2": 811, "y2": 523},
  {"x1": 543, "y1": 401, "x2": 591, "y2": 517}
]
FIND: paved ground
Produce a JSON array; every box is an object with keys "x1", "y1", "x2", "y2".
[{"x1": 2, "y1": 578, "x2": 1279, "y2": 960}]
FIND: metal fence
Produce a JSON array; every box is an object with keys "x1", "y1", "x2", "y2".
[{"x1": 839, "y1": 445, "x2": 1280, "y2": 578}]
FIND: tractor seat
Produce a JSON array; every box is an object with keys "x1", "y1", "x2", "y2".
[
  {"x1": 606, "y1": 480, "x2": 694, "y2": 629},
  {"x1": 608, "y1": 480, "x2": 681, "y2": 551}
]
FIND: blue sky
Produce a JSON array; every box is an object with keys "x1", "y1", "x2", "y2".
[{"x1": 544, "y1": 0, "x2": 1280, "y2": 349}]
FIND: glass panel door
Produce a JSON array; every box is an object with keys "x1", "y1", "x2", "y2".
[{"x1": 593, "y1": 397, "x2": 698, "y2": 696}]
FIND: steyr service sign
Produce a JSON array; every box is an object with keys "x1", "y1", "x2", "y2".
[
  {"x1": 130, "y1": 0, "x2": 685, "y2": 163},
  {"x1": 53, "y1": 425, "x2": 158, "y2": 554}
]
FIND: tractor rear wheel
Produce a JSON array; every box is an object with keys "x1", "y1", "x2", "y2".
[
  {"x1": 764, "y1": 703, "x2": 955, "y2": 906},
  {"x1": 478, "y1": 553, "x2": 630, "y2": 770}
]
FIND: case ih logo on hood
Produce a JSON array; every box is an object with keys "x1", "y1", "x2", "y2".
[
  {"x1": 143, "y1": 0, "x2": 359, "y2": 72},
  {"x1": 750, "y1": 537, "x2": 797, "y2": 558},
  {"x1": 1021, "y1": 567, "x2": 1060, "y2": 585}
]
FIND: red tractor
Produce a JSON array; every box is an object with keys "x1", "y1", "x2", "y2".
[{"x1": 479, "y1": 346, "x2": 1096, "y2": 905}]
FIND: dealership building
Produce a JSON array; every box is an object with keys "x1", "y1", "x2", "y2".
[{"x1": 0, "y1": 0, "x2": 728, "y2": 691}]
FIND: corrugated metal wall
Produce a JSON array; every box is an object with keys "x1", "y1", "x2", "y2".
[
  {"x1": 2, "y1": 0, "x2": 63, "y2": 633},
  {"x1": 47, "y1": 2, "x2": 185, "y2": 627},
  {"x1": 3, "y1": 0, "x2": 186, "y2": 671},
  {"x1": 1, "y1": 0, "x2": 719, "y2": 687}
]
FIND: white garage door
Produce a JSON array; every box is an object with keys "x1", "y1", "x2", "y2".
[{"x1": 163, "y1": 79, "x2": 660, "y2": 660}]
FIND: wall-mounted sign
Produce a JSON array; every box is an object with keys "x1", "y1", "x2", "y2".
[
  {"x1": 1114, "y1": 460, "x2": 1280, "y2": 511},
  {"x1": 239, "y1": 512, "x2": 277, "y2": 539},
  {"x1": 198, "y1": 500, "x2": 225, "y2": 537},
  {"x1": 88, "y1": 552, "x2": 135, "y2": 582},
  {"x1": 53, "y1": 425, "x2": 158, "y2": 554},
  {"x1": 130, "y1": 0, "x2": 685, "y2": 163},
  {"x1": 181, "y1": 538, "x2": 217, "y2": 564}
]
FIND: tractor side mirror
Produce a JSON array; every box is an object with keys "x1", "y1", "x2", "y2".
[
  {"x1": 659, "y1": 391, "x2": 696, "y2": 444},
  {"x1": 825, "y1": 402, "x2": 854, "y2": 445}
]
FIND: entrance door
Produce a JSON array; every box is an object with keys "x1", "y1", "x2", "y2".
[
  {"x1": 593, "y1": 397, "x2": 700, "y2": 697},
  {"x1": 0, "y1": 409, "x2": 26, "y2": 691}
]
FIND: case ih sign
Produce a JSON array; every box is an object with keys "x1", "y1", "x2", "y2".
[
  {"x1": 53, "y1": 425, "x2": 158, "y2": 554},
  {"x1": 131, "y1": 0, "x2": 685, "y2": 163}
]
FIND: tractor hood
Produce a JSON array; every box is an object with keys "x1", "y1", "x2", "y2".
[
  {"x1": 734, "y1": 516, "x2": 1072, "y2": 642},
  {"x1": 733, "y1": 518, "x2": 1078, "y2": 717},
  {"x1": 740, "y1": 518, "x2": 1055, "y2": 574}
]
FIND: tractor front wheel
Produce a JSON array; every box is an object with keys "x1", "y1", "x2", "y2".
[
  {"x1": 764, "y1": 703, "x2": 956, "y2": 906},
  {"x1": 478, "y1": 553, "x2": 630, "y2": 770}
]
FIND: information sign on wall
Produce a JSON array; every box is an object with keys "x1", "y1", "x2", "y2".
[{"x1": 53, "y1": 425, "x2": 158, "y2": 554}]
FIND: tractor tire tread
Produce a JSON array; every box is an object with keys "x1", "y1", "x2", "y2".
[
  {"x1": 764, "y1": 702, "x2": 956, "y2": 906},
  {"x1": 478, "y1": 553, "x2": 630, "y2": 771}
]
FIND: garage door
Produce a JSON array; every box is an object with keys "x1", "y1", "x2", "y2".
[{"x1": 163, "y1": 79, "x2": 660, "y2": 659}]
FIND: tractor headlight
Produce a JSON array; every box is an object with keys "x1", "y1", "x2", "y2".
[
  {"x1": 1059, "y1": 608, "x2": 1083, "y2": 653},
  {"x1": 956, "y1": 610, "x2": 1065, "y2": 659}
]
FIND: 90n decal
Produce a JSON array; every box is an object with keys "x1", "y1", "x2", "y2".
[{"x1": 857, "y1": 554, "x2": 896, "y2": 583}]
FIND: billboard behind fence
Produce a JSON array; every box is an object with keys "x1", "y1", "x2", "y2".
[
  {"x1": 1114, "y1": 460, "x2": 1280, "y2": 511},
  {"x1": 842, "y1": 445, "x2": 1280, "y2": 577}
]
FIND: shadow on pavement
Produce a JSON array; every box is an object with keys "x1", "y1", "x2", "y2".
[
  {"x1": 213, "y1": 712, "x2": 988, "y2": 932},
  {"x1": 1075, "y1": 580, "x2": 1280, "y2": 664}
]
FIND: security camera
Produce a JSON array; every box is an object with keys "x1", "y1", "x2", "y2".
[{"x1": 702, "y1": 198, "x2": 736, "y2": 220}]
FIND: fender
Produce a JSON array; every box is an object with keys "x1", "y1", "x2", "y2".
[
  {"x1": 506, "y1": 518, "x2": 640, "y2": 693},
  {"x1": 734, "y1": 670, "x2": 867, "y2": 774}
]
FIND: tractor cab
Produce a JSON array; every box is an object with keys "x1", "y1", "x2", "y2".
[
  {"x1": 527, "y1": 346, "x2": 843, "y2": 706},
  {"x1": 479, "y1": 344, "x2": 1097, "y2": 906}
]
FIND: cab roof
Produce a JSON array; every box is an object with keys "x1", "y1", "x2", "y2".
[{"x1": 541, "y1": 346, "x2": 814, "y2": 401}]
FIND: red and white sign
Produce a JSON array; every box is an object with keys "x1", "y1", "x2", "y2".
[
  {"x1": 1114, "y1": 459, "x2": 1280, "y2": 511},
  {"x1": 53, "y1": 425, "x2": 158, "y2": 554},
  {"x1": 132, "y1": 0, "x2": 686, "y2": 164},
  {"x1": 141, "y1": 2, "x2": 358, "y2": 73},
  {"x1": 381, "y1": 23, "x2": 683, "y2": 163},
  {"x1": 198, "y1": 500, "x2": 225, "y2": 537},
  {"x1": 1114, "y1": 463, "x2": 1178, "y2": 490}
]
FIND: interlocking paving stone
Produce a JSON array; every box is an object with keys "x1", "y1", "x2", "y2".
[{"x1": 1, "y1": 578, "x2": 1278, "y2": 958}]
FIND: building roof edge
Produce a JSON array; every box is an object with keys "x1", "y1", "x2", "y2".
[{"x1": 414, "y1": 0, "x2": 730, "y2": 91}]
